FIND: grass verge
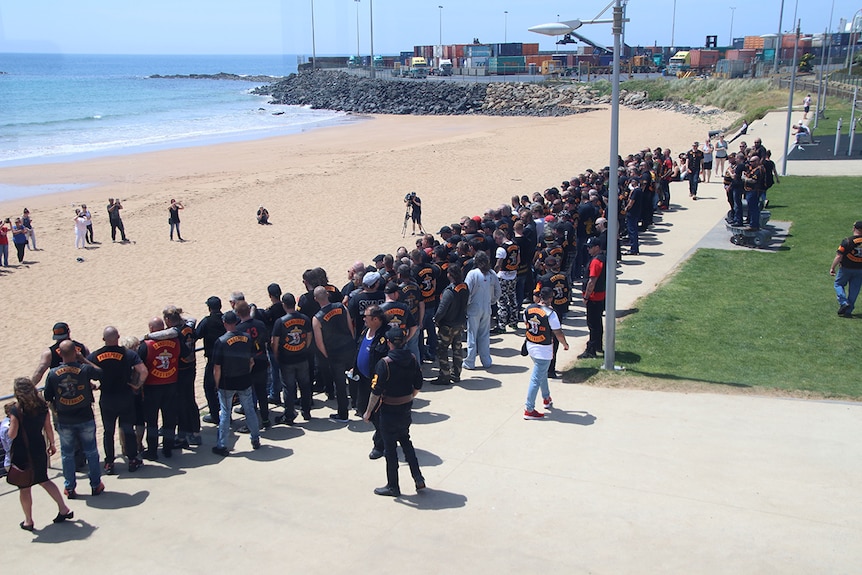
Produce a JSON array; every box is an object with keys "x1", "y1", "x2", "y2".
[{"x1": 567, "y1": 175, "x2": 862, "y2": 400}]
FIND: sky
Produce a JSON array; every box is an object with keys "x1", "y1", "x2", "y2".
[{"x1": 0, "y1": 0, "x2": 856, "y2": 56}]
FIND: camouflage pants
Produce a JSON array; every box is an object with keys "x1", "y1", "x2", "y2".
[
  {"x1": 436, "y1": 324, "x2": 464, "y2": 379},
  {"x1": 498, "y1": 277, "x2": 518, "y2": 327}
]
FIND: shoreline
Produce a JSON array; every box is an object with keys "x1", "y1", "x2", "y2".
[{"x1": 0, "y1": 107, "x2": 737, "y2": 396}]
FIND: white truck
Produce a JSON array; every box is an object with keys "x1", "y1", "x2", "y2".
[{"x1": 438, "y1": 58, "x2": 453, "y2": 76}]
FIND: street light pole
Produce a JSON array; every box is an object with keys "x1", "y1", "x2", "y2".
[
  {"x1": 355, "y1": 0, "x2": 361, "y2": 60},
  {"x1": 528, "y1": 0, "x2": 626, "y2": 371},
  {"x1": 774, "y1": 0, "x2": 785, "y2": 74},
  {"x1": 671, "y1": 0, "x2": 676, "y2": 47},
  {"x1": 369, "y1": 0, "x2": 375, "y2": 78},
  {"x1": 505, "y1": 11, "x2": 508, "y2": 43},
  {"x1": 310, "y1": 0, "x2": 317, "y2": 70},
  {"x1": 438, "y1": 5, "x2": 443, "y2": 47},
  {"x1": 782, "y1": 19, "x2": 801, "y2": 177},
  {"x1": 729, "y1": 7, "x2": 736, "y2": 47}
]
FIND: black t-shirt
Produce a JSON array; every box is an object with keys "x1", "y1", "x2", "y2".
[
  {"x1": 236, "y1": 317, "x2": 269, "y2": 371},
  {"x1": 347, "y1": 290, "x2": 386, "y2": 328},
  {"x1": 314, "y1": 303, "x2": 356, "y2": 359},
  {"x1": 195, "y1": 312, "x2": 226, "y2": 358},
  {"x1": 87, "y1": 345, "x2": 142, "y2": 395},
  {"x1": 380, "y1": 301, "x2": 417, "y2": 335},
  {"x1": 44, "y1": 362, "x2": 101, "y2": 424},
  {"x1": 370, "y1": 349, "x2": 423, "y2": 398},
  {"x1": 212, "y1": 331, "x2": 253, "y2": 388},
  {"x1": 272, "y1": 311, "x2": 313, "y2": 364},
  {"x1": 48, "y1": 340, "x2": 90, "y2": 369}
]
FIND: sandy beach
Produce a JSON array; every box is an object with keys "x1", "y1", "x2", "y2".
[{"x1": 0, "y1": 106, "x2": 735, "y2": 396}]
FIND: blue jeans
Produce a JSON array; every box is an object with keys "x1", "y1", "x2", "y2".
[
  {"x1": 465, "y1": 306, "x2": 491, "y2": 368},
  {"x1": 525, "y1": 357, "x2": 552, "y2": 412},
  {"x1": 732, "y1": 185, "x2": 745, "y2": 225},
  {"x1": 217, "y1": 387, "x2": 259, "y2": 448},
  {"x1": 626, "y1": 213, "x2": 639, "y2": 254},
  {"x1": 688, "y1": 169, "x2": 700, "y2": 196},
  {"x1": 835, "y1": 266, "x2": 862, "y2": 313},
  {"x1": 0, "y1": 243, "x2": 7, "y2": 266},
  {"x1": 169, "y1": 221, "x2": 181, "y2": 240},
  {"x1": 58, "y1": 419, "x2": 101, "y2": 491},
  {"x1": 266, "y1": 349, "x2": 283, "y2": 399},
  {"x1": 746, "y1": 191, "x2": 761, "y2": 229}
]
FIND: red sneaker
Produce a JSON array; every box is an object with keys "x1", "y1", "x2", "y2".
[
  {"x1": 543, "y1": 396, "x2": 553, "y2": 408},
  {"x1": 523, "y1": 409, "x2": 545, "y2": 420}
]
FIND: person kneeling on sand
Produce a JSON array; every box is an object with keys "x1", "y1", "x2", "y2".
[{"x1": 257, "y1": 205, "x2": 270, "y2": 225}]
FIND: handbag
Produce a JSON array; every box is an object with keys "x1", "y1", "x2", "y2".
[
  {"x1": 6, "y1": 409, "x2": 35, "y2": 488},
  {"x1": 520, "y1": 339, "x2": 529, "y2": 356}
]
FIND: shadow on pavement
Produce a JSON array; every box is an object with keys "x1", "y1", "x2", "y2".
[
  {"x1": 395, "y1": 489, "x2": 467, "y2": 510},
  {"x1": 32, "y1": 519, "x2": 97, "y2": 543}
]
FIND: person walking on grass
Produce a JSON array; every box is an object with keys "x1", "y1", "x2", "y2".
[{"x1": 830, "y1": 220, "x2": 862, "y2": 318}]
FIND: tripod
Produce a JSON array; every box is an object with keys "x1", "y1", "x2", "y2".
[{"x1": 402, "y1": 204, "x2": 412, "y2": 238}]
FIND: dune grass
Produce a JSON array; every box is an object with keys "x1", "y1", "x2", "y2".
[{"x1": 571, "y1": 176, "x2": 862, "y2": 399}]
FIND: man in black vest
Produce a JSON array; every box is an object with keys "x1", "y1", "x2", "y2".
[
  {"x1": 271, "y1": 293, "x2": 315, "y2": 423},
  {"x1": 579, "y1": 237, "x2": 607, "y2": 359},
  {"x1": 363, "y1": 328, "x2": 424, "y2": 497},
  {"x1": 312, "y1": 286, "x2": 356, "y2": 423},
  {"x1": 196, "y1": 296, "x2": 226, "y2": 424},
  {"x1": 433, "y1": 266, "x2": 469, "y2": 386}
]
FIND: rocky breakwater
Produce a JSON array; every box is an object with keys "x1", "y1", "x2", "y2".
[
  {"x1": 254, "y1": 70, "x2": 721, "y2": 118},
  {"x1": 149, "y1": 72, "x2": 284, "y2": 83}
]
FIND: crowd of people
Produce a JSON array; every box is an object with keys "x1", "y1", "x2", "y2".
[
  {"x1": 0, "y1": 208, "x2": 36, "y2": 267},
  {"x1": 5, "y1": 135, "x2": 745, "y2": 524}
]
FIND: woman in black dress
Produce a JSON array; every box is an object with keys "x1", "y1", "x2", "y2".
[{"x1": 8, "y1": 377, "x2": 73, "y2": 531}]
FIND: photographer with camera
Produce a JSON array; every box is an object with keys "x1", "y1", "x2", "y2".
[{"x1": 404, "y1": 192, "x2": 425, "y2": 236}]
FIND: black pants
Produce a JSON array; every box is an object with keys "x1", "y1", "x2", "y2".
[
  {"x1": 329, "y1": 355, "x2": 351, "y2": 419},
  {"x1": 110, "y1": 219, "x2": 127, "y2": 241},
  {"x1": 143, "y1": 383, "x2": 177, "y2": 455},
  {"x1": 250, "y1": 366, "x2": 269, "y2": 423},
  {"x1": 100, "y1": 393, "x2": 137, "y2": 462},
  {"x1": 86, "y1": 223, "x2": 94, "y2": 243},
  {"x1": 176, "y1": 367, "x2": 200, "y2": 436},
  {"x1": 15, "y1": 242, "x2": 25, "y2": 263},
  {"x1": 357, "y1": 373, "x2": 383, "y2": 451},
  {"x1": 279, "y1": 360, "x2": 312, "y2": 417},
  {"x1": 379, "y1": 402, "x2": 422, "y2": 491},
  {"x1": 203, "y1": 359, "x2": 220, "y2": 421},
  {"x1": 586, "y1": 299, "x2": 605, "y2": 352}
]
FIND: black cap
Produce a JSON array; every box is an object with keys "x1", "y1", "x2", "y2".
[
  {"x1": 52, "y1": 322, "x2": 70, "y2": 341},
  {"x1": 384, "y1": 281, "x2": 400, "y2": 294},
  {"x1": 222, "y1": 310, "x2": 238, "y2": 324},
  {"x1": 585, "y1": 237, "x2": 601, "y2": 249},
  {"x1": 439, "y1": 225, "x2": 452, "y2": 234},
  {"x1": 385, "y1": 327, "x2": 406, "y2": 345},
  {"x1": 373, "y1": 253, "x2": 386, "y2": 263},
  {"x1": 205, "y1": 296, "x2": 222, "y2": 309},
  {"x1": 855, "y1": 221, "x2": 862, "y2": 230}
]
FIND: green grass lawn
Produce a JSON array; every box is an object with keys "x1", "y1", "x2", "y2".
[{"x1": 577, "y1": 176, "x2": 862, "y2": 398}]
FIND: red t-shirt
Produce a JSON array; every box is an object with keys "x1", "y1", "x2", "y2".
[
  {"x1": 0, "y1": 225, "x2": 8, "y2": 245},
  {"x1": 588, "y1": 257, "x2": 605, "y2": 302}
]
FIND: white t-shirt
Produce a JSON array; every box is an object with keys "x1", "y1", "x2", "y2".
[
  {"x1": 525, "y1": 305, "x2": 561, "y2": 361},
  {"x1": 495, "y1": 245, "x2": 517, "y2": 281},
  {"x1": 1, "y1": 416, "x2": 11, "y2": 468}
]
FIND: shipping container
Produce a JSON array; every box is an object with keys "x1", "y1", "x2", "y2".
[
  {"x1": 466, "y1": 44, "x2": 492, "y2": 57},
  {"x1": 494, "y1": 42, "x2": 523, "y2": 57},
  {"x1": 743, "y1": 36, "x2": 765, "y2": 49},
  {"x1": 726, "y1": 49, "x2": 757, "y2": 62},
  {"x1": 523, "y1": 43, "x2": 540, "y2": 56},
  {"x1": 488, "y1": 56, "x2": 526, "y2": 74},
  {"x1": 464, "y1": 56, "x2": 488, "y2": 68},
  {"x1": 452, "y1": 44, "x2": 468, "y2": 58},
  {"x1": 690, "y1": 49, "x2": 720, "y2": 68},
  {"x1": 715, "y1": 59, "x2": 747, "y2": 78}
]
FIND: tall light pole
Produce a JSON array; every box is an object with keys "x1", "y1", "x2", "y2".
[
  {"x1": 369, "y1": 0, "x2": 375, "y2": 79},
  {"x1": 729, "y1": 7, "x2": 736, "y2": 46},
  {"x1": 310, "y1": 0, "x2": 317, "y2": 70},
  {"x1": 782, "y1": 19, "x2": 801, "y2": 176},
  {"x1": 355, "y1": 0, "x2": 361, "y2": 60},
  {"x1": 504, "y1": 11, "x2": 509, "y2": 43},
  {"x1": 529, "y1": 0, "x2": 628, "y2": 371},
  {"x1": 671, "y1": 0, "x2": 676, "y2": 46},
  {"x1": 438, "y1": 5, "x2": 443, "y2": 46},
  {"x1": 774, "y1": 0, "x2": 785, "y2": 74}
]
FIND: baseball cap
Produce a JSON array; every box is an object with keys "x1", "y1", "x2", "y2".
[
  {"x1": 854, "y1": 221, "x2": 862, "y2": 230},
  {"x1": 384, "y1": 281, "x2": 400, "y2": 294},
  {"x1": 52, "y1": 322, "x2": 70, "y2": 341},
  {"x1": 585, "y1": 237, "x2": 601, "y2": 248},
  {"x1": 222, "y1": 310, "x2": 238, "y2": 324},
  {"x1": 363, "y1": 271, "x2": 381, "y2": 288},
  {"x1": 439, "y1": 225, "x2": 452, "y2": 235},
  {"x1": 205, "y1": 296, "x2": 222, "y2": 309},
  {"x1": 373, "y1": 253, "x2": 386, "y2": 263},
  {"x1": 384, "y1": 327, "x2": 406, "y2": 345}
]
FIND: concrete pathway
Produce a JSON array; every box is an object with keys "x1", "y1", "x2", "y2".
[{"x1": 2, "y1": 112, "x2": 861, "y2": 574}]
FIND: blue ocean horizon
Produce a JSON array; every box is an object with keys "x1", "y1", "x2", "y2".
[{"x1": 0, "y1": 54, "x2": 351, "y2": 187}]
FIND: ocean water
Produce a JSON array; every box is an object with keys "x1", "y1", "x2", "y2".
[{"x1": 0, "y1": 54, "x2": 349, "y2": 172}]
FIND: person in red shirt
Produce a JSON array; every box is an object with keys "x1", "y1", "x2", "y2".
[{"x1": 579, "y1": 237, "x2": 607, "y2": 359}]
